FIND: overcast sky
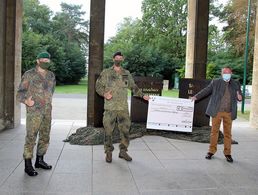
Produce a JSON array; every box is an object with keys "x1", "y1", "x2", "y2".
[
  {"x1": 39, "y1": 0, "x2": 228, "y2": 42},
  {"x1": 39, "y1": 0, "x2": 143, "y2": 42}
]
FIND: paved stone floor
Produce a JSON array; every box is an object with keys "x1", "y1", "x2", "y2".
[
  {"x1": 0, "y1": 119, "x2": 258, "y2": 195},
  {"x1": 1, "y1": 95, "x2": 257, "y2": 194}
]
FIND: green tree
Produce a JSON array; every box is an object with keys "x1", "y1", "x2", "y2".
[
  {"x1": 23, "y1": 0, "x2": 52, "y2": 34},
  {"x1": 22, "y1": 31, "x2": 43, "y2": 73},
  {"x1": 104, "y1": 18, "x2": 139, "y2": 65},
  {"x1": 104, "y1": 0, "x2": 188, "y2": 88},
  {"x1": 208, "y1": 25, "x2": 227, "y2": 56},
  {"x1": 217, "y1": 0, "x2": 257, "y2": 83},
  {"x1": 220, "y1": 0, "x2": 256, "y2": 56},
  {"x1": 52, "y1": 3, "x2": 89, "y2": 50},
  {"x1": 22, "y1": 0, "x2": 89, "y2": 84},
  {"x1": 206, "y1": 63, "x2": 217, "y2": 79},
  {"x1": 141, "y1": 0, "x2": 187, "y2": 61},
  {"x1": 208, "y1": 51, "x2": 244, "y2": 82},
  {"x1": 63, "y1": 42, "x2": 86, "y2": 84},
  {"x1": 50, "y1": 3, "x2": 89, "y2": 84}
]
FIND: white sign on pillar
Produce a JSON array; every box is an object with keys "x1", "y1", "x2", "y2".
[{"x1": 147, "y1": 96, "x2": 194, "y2": 132}]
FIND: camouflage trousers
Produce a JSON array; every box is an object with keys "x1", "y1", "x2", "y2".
[
  {"x1": 103, "y1": 110, "x2": 131, "y2": 153},
  {"x1": 23, "y1": 110, "x2": 52, "y2": 159}
]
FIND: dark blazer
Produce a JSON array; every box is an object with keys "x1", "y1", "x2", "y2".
[{"x1": 195, "y1": 78, "x2": 242, "y2": 120}]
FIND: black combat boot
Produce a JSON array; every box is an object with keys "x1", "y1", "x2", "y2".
[
  {"x1": 24, "y1": 159, "x2": 38, "y2": 176},
  {"x1": 35, "y1": 155, "x2": 52, "y2": 169}
]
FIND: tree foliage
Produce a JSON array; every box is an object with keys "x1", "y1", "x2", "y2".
[
  {"x1": 141, "y1": 0, "x2": 187, "y2": 61},
  {"x1": 104, "y1": 0, "x2": 256, "y2": 87},
  {"x1": 220, "y1": 0, "x2": 256, "y2": 56},
  {"x1": 104, "y1": 0, "x2": 187, "y2": 88},
  {"x1": 207, "y1": 0, "x2": 257, "y2": 84},
  {"x1": 22, "y1": 0, "x2": 88, "y2": 84}
]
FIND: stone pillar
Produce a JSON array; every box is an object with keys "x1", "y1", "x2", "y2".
[
  {"x1": 87, "y1": 0, "x2": 105, "y2": 127},
  {"x1": 250, "y1": 4, "x2": 258, "y2": 128},
  {"x1": 185, "y1": 0, "x2": 209, "y2": 79},
  {"x1": 0, "y1": 0, "x2": 22, "y2": 131},
  {"x1": 0, "y1": 0, "x2": 5, "y2": 130}
]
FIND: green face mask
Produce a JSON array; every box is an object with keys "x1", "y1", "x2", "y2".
[
  {"x1": 114, "y1": 60, "x2": 122, "y2": 66},
  {"x1": 39, "y1": 62, "x2": 51, "y2": 70}
]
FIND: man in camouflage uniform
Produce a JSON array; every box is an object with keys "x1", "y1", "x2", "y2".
[
  {"x1": 17, "y1": 52, "x2": 55, "y2": 176},
  {"x1": 96, "y1": 51, "x2": 149, "y2": 163}
]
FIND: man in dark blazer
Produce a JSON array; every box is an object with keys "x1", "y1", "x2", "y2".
[{"x1": 191, "y1": 67, "x2": 242, "y2": 163}]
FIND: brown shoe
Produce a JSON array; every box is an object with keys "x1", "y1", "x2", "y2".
[
  {"x1": 106, "y1": 152, "x2": 112, "y2": 163},
  {"x1": 119, "y1": 151, "x2": 132, "y2": 161}
]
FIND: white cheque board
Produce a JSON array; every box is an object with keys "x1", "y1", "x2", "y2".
[{"x1": 147, "y1": 96, "x2": 194, "y2": 132}]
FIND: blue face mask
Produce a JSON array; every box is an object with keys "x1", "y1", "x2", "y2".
[{"x1": 222, "y1": 74, "x2": 231, "y2": 82}]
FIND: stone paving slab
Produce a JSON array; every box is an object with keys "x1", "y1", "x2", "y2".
[{"x1": 0, "y1": 118, "x2": 258, "y2": 194}]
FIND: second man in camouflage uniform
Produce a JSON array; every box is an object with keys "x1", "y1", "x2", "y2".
[{"x1": 96, "y1": 51, "x2": 149, "y2": 163}]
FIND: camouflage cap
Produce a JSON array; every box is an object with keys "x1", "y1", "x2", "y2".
[{"x1": 37, "y1": 52, "x2": 51, "y2": 59}]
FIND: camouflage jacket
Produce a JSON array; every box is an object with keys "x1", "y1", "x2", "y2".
[
  {"x1": 17, "y1": 67, "x2": 56, "y2": 112},
  {"x1": 96, "y1": 66, "x2": 144, "y2": 111}
]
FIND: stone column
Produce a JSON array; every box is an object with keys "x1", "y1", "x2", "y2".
[
  {"x1": 250, "y1": 3, "x2": 258, "y2": 128},
  {"x1": 0, "y1": 0, "x2": 22, "y2": 131},
  {"x1": 87, "y1": 0, "x2": 105, "y2": 127},
  {"x1": 0, "y1": 0, "x2": 5, "y2": 130},
  {"x1": 185, "y1": 0, "x2": 209, "y2": 79}
]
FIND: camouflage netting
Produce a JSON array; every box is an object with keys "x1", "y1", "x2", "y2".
[{"x1": 64, "y1": 123, "x2": 238, "y2": 145}]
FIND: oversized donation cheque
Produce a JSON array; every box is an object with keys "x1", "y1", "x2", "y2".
[{"x1": 147, "y1": 96, "x2": 194, "y2": 132}]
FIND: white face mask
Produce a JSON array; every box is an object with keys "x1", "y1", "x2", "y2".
[{"x1": 222, "y1": 74, "x2": 231, "y2": 82}]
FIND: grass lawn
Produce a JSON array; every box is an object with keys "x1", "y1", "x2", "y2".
[
  {"x1": 55, "y1": 79, "x2": 179, "y2": 97},
  {"x1": 237, "y1": 110, "x2": 250, "y2": 121},
  {"x1": 55, "y1": 79, "x2": 87, "y2": 94},
  {"x1": 55, "y1": 81, "x2": 250, "y2": 121},
  {"x1": 162, "y1": 89, "x2": 179, "y2": 97}
]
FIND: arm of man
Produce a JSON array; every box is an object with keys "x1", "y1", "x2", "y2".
[
  {"x1": 96, "y1": 71, "x2": 106, "y2": 97},
  {"x1": 192, "y1": 80, "x2": 214, "y2": 101},
  {"x1": 16, "y1": 73, "x2": 30, "y2": 104},
  {"x1": 96, "y1": 70, "x2": 112, "y2": 100}
]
